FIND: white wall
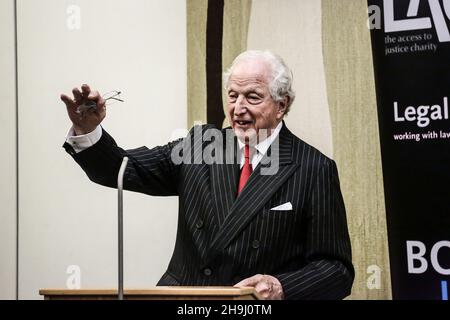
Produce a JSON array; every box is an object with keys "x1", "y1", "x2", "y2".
[
  {"x1": 16, "y1": 0, "x2": 186, "y2": 299},
  {"x1": 0, "y1": 0, "x2": 17, "y2": 300}
]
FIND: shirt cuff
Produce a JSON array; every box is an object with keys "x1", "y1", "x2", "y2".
[{"x1": 65, "y1": 125, "x2": 102, "y2": 153}]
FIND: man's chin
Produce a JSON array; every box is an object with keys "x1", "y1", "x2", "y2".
[{"x1": 233, "y1": 127, "x2": 258, "y2": 143}]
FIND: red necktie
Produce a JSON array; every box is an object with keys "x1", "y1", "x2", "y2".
[{"x1": 238, "y1": 144, "x2": 253, "y2": 195}]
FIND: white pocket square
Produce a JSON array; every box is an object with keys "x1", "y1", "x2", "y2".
[{"x1": 270, "y1": 202, "x2": 293, "y2": 211}]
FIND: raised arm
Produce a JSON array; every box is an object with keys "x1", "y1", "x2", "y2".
[{"x1": 61, "y1": 84, "x2": 181, "y2": 196}]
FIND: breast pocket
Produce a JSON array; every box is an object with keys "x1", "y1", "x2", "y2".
[{"x1": 262, "y1": 207, "x2": 298, "y2": 234}]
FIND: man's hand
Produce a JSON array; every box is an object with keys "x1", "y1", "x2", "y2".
[
  {"x1": 234, "y1": 274, "x2": 284, "y2": 300},
  {"x1": 60, "y1": 84, "x2": 106, "y2": 135}
]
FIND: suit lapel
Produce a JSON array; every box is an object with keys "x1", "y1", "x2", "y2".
[
  {"x1": 210, "y1": 162, "x2": 240, "y2": 226},
  {"x1": 209, "y1": 129, "x2": 240, "y2": 226},
  {"x1": 207, "y1": 125, "x2": 299, "y2": 263}
]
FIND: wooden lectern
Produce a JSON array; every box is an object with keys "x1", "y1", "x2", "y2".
[{"x1": 39, "y1": 286, "x2": 261, "y2": 300}]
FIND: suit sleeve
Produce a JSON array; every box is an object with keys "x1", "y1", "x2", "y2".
[
  {"x1": 275, "y1": 158, "x2": 354, "y2": 300},
  {"x1": 63, "y1": 127, "x2": 183, "y2": 196}
]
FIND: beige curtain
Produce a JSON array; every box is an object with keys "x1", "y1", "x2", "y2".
[
  {"x1": 187, "y1": 0, "x2": 208, "y2": 126},
  {"x1": 322, "y1": 0, "x2": 392, "y2": 299}
]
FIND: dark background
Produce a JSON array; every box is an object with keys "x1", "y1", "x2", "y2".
[{"x1": 368, "y1": 0, "x2": 450, "y2": 300}]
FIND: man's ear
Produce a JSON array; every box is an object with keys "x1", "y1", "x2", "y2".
[{"x1": 277, "y1": 96, "x2": 289, "y2": 116}]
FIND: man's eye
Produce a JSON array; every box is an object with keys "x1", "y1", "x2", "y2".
[
  {"x1": 247, "y1": 95, "x2": 261, "y2": 103},
  {"x1": 228, "y1": 93, "x2": 237, "y2": 101}
]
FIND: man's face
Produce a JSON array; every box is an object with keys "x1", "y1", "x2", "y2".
[{"x1": 226, "y1": 59, "x2": 286, "y2": 142}]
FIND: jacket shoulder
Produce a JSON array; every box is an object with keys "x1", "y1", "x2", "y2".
[{"x1": 289, "y1": 130, "x2": 335, "y2": 169}]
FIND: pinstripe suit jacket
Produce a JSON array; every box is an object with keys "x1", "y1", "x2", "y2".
[{"x1": 64, "y1": 123, "x2": 354, "y2": 300}]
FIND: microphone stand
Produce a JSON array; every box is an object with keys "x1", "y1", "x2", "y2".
[{"x1": 117, "y1": 157, "x2": 129, "y2": 300}]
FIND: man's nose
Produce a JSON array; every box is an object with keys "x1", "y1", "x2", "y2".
[{"x1": 234, "y1": 96, "x2": 247, "y2": 115}]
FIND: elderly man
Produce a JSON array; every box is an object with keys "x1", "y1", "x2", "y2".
[{"x1": 61, "y1": 50, "x2": 354, "y2": 300}]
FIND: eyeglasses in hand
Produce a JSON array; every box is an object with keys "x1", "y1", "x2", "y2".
[{"x1": 76, "y1": 90, "x2": 124, "y2": 114}]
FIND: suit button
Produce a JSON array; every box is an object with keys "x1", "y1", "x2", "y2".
[
  {"x1": 196, "y1": 219, "x2": 204, "y2": 229},
  {"x1": 252, "y1": 240, "x2": 260, "y2": 249},
  {"x1": 203, "y1": 268, "x2": 212, "y2": 276}
]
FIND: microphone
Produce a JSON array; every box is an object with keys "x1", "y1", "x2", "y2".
[{"x1": 117, "y1": 156, "x2": 129, "y2": 300}]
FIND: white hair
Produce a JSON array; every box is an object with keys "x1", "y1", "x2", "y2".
[{"x1": 223, "y1": 50, "x2": 296, "y2": 114}]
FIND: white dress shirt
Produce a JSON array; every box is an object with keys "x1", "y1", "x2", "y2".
[
  {"x1": 236, "y1": 121, "x2": 283, "y2": 169},
  {"x1": 65, "y1": 125, "x2": 103, "y2": 153}
]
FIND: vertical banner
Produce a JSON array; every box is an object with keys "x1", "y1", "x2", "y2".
[{"x1": 368, "y1": 0, "x2": 450, "y2": 299}]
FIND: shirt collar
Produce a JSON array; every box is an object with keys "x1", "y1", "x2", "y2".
[{"x1": 237, "y1": 121, "x2": 283, "y2": 156}]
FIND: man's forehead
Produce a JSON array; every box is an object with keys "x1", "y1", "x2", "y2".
[
  {"x1": 228, "y1": 74, "x2": 268, "y2": 88},
  {"x1": 230, "y1": 59, "x2": 271, "y2": 81}
]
